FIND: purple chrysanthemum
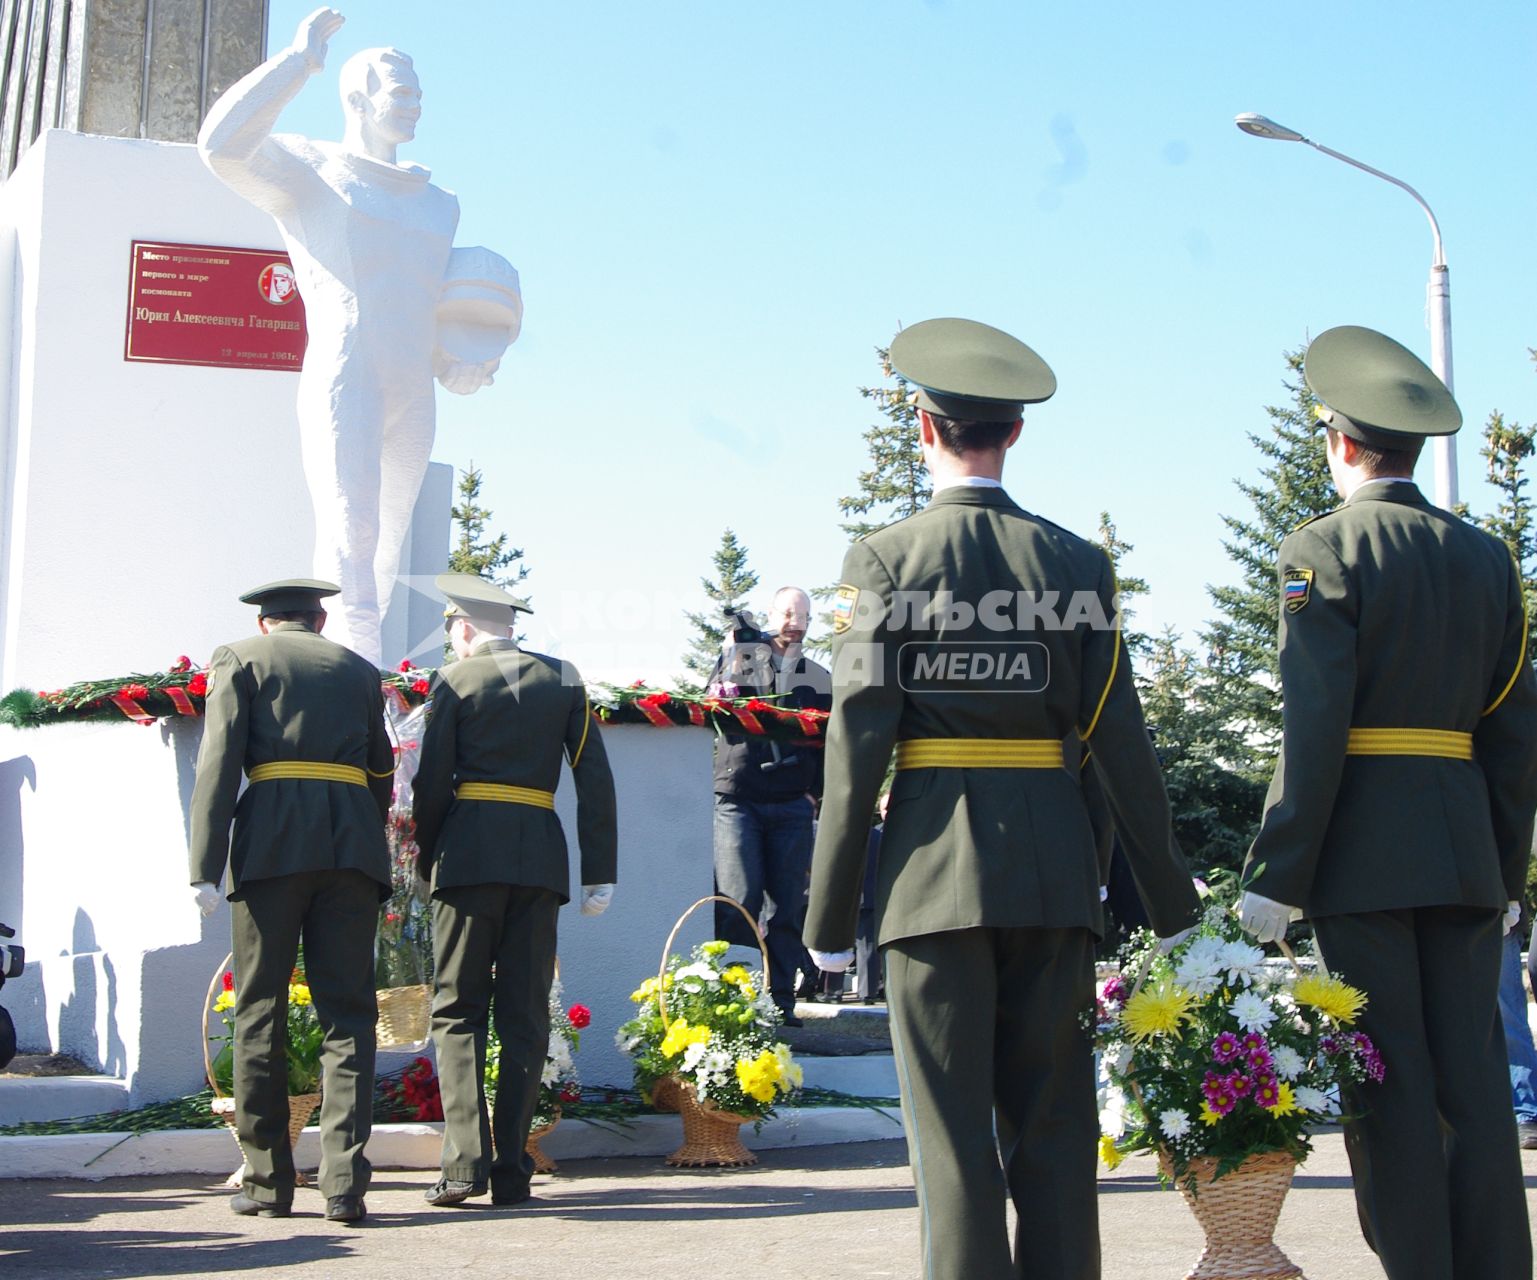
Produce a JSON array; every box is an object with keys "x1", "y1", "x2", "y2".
[{"x1": 1212, "y1": 1032, "x2": 1242, "y2": 1064}]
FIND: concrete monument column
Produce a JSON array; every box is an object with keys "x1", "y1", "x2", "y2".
[{"x1": 0, "y1": 0, "x2": 268, "y2": 180}]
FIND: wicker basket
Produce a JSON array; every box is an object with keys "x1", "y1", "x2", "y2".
[
  {"x1": 202, "y1": 952, "x2": 323, "y2": 1189},
  {"x1": 376, "y1": 983, "x2": 432, "y2": 1047},
  {"x1": 653, "y1": 895, "x2": 771, "y2": 1167},
  {"x1": 1160, "y1": 1150, "x2": 1304, "y2": 1280},
  {"x1": 666, "y1": 1077, "x2": 758, "y2": 1167},
  {"x1": 526, "y1": 1108, "x2": 561, "y2": 1173}
]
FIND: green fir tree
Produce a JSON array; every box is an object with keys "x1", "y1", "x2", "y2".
[
  {"x1": 1095, "y1": 510, "x2": 1152, "y2": 666},
  {"x1": 837, "y1": 345, "x2": 931, "y2": 539},
  {"x1": 1203, "y1": 347, "x2": 1337, "y2": 780},
  {"x1": 448, "y1": 463, "x2": 530, "y2": 591},
  {"x1": 679, "y1": 528, "x2": 760, "y2": 690}
]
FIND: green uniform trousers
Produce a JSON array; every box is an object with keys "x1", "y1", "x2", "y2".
[
  {"x1": 230, "y1": 868, "x2": 379, "y2": 1205},
  {"x1": 431, "y1": 884, "x2": 559, "y2": 1197},
  {"x1": 885, "y1": 926, "x2": 1099, "y2": 1280},
  {"x1": 1313, "y1": 906, "x2": 1531, "y2": 1280}
]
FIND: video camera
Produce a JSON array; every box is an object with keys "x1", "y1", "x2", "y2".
[
  {"x1": 0, "y1": 921, "x2": 24, "y2": 1071},
  {"x1": 719, "y1": 611, "x2": 800, "y2": 772}
]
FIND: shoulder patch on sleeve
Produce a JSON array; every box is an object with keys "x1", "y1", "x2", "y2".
[
  {"x1": 832, "y1": 584, "x2": 859, "y2": 634},
  {"x1": 1283, "y1": 568, "x2": 1314, "y2": 613}
]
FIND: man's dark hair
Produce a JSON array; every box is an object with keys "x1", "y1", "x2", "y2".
[
  {"x1": 930, "y1": 413, "x2": 1018, "y2": 455},
  {"x1": 1328, "y1": 427, "x2": 1422, "y2": 478},
  {"x1": 260, "y1": 610, "x2": 325, "y2": 631}
]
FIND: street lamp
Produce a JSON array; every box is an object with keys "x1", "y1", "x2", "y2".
[{"x1": 1235, "y1": 113, "x2": 1457, "y2": 509}]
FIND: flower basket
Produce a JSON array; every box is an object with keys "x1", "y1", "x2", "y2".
[
  {"x1": 668, "y1": 1079, "x2": 758, "y2": 1168},
  {"x1": 649, "y1": 1074, "x2": 685, "y2": 1114},
  {"x1": 1158, "y1": 1150, "x2": 1303, "y2": 1280},
  {"x1": 202, "y1": 952, "x2": 324, "y2": 1188},
  {"x1": 655, "y1": 895, "x2": 776, "y2": 1168},
  {"x1": 375, "y1": 983, "x2": 432, "y2": 1047},
  {"x1": 526, "y1": 1107, "x2": 561, "y2": 1173}
]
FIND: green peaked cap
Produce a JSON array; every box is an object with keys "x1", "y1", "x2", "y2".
[
  {"x1": 1304, "y1": 325, "x2": 1460, "y2": 444},
  {"x1": 238, "y1": 578, "x2": 339, "y2": 614},
  {"x1": 888, "y1": 317, "x2": 1056, "y2": 422},
  {"x1": 436, "y1": 572, "x2": 532, "y2": 627}
]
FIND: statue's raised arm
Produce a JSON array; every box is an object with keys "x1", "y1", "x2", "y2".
[{"x1": 197, "y1": 8, "x2": 345, "y2": 215}]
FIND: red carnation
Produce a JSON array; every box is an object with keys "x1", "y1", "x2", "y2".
[
  {"x1": 412, "y1": 678, "x2": 430, "y2": 695},
  {"x1": 559, "y1": 1085, "x2": 581, "y2": 1103},
  {"x1": 187, "y1": 673, "x2": 208, "y2": 697},
  {"x1": 398, "y1": 659, "x2": 413, "y2": 673},
  {"x1": 222, "y1": 971, "x2": 234, "y2": 991},
  {"x1": 171, "y1": 655, "x2": 192, "y2": 673},
  {"x1": 567, "y1": 1004, "x2": 591, "y2": 1029},
  {"x1": 120, "y1": 683, "x2": 150, "y2": 700},
  {"x1": 743, "y1": 699, "x2": 772, "y2": 712}
]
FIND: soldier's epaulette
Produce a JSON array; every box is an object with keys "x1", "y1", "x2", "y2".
[{"x1": 1290, "y1": 507, "x2": 1341, "y2": 535}]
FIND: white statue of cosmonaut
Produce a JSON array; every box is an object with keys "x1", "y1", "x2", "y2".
[{"x1": 198, "y1": 7, "x2": 521, "y2": 665}]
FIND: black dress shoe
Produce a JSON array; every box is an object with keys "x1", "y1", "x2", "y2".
[
  {"x1": 781, "y1": 1013, "x2": 804, "y2": 1028},
  {"x1": 491, "y1": 1184, "x2": 532, "y2": 1206},
  {"x1": 229, "y1": 1192, "x2": 291, "y2": 1218},
  {"x1": 425, "y1": 1177, "x2": 486, "y2": 1206},
  {"x1": 325, "y1": 1195, "x2": 367, "y2": 1223}
]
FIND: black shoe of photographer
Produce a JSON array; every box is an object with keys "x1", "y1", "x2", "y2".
[
  {"x1": 229, "y1": 1192, "x2": 291, "y2": 1218},
  {"x1": 425, "y1": 1177, "x2": 486, "y2": 1206},
  {"x1": 491, "y1": 1180, "x2": 532, "y2": 1206},
  {"x1": 325, "y1": 1195, "x2": 366, "y2": 1223}
]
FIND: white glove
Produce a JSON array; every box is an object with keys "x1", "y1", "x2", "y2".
[
  {"x1": 1239, "y1": 891, "x2": 1299, "y2": 945},
  {"x1": 1156, "y1": 926, "x2": 1195, "y2": 955},
  {"x1": 580, "y1": 884, "x2": 614, "y2": 917},
  {"x1": 809, "y1": 948, "x2": 854, "y2": 974},
  {"x1": 1504, "y1": 900, "x2": 1522, "y2": 936},
  {"x1": 192, "y1": 882, "x2": 221, "y2": 917}
]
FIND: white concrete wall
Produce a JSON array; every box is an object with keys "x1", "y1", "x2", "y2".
[{"x1": 0, "y1": 719, "x2": 716, "y2": 1103}]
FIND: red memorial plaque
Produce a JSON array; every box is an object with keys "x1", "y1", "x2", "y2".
[{"x1": 124, "y1": 240, "x2": 308, "y2": 371}]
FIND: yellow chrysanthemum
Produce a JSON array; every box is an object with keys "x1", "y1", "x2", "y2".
[
  {"x1": 1265, "y1": 1082, "x2": 1298, "y2": 1117},
  {"x1": 631, "y1": 977, "x2": 659, "y2": 1003},
  {"x1": 721, "y1": 965, "x2": 751, "y2": 988},
  {"x1": 1293, "y1": 974, "x2": 1367, "y2": 1025},
  {"x1": 701, "y1": 940, "x2": 730, "y2": 958},
  {"x1": 660, "y1": 1018, "x2": 711, "y2": 1058},
  {"x1": 1119, "y1": 977, "x2": 1199, "y2": 1042},
  {"x1": 1098, "y1": 1135, "x2": 1125, "y2": 1170},
  {"x1": 1199, "y1": 1102, "x2": 1223, "y2": 1127},
  {"x1": 735, "y1": 1050, "x2": 782, "y2": 1104},
  {"x1": 288, "y1": 983, "x2": 312, "y2": 1007},
  {"x1": 212, "y1": 991, "x2": 234, "y2": 1013}
]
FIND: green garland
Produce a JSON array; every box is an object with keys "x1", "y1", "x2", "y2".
[{"x1": 0, "y1": 665, "x2": 828, "y2": 746}]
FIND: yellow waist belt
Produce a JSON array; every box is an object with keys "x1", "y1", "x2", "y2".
[
  {"x1": 247, "y1": 761, "x2": 367, "y2": 786},
  {"x1": 455, "y1": 782, "x2": 557, "y2": 809},
  {"x1": 1344, "y1": 728, "x2": 1473, "y2": 760},
  {"x1": 894, "y1": 738, "x2": 1065, "y2": 770}
]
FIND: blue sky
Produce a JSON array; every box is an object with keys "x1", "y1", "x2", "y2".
[{"x1": 265, "y1": 1, "x2": 1537, "y2": 681}]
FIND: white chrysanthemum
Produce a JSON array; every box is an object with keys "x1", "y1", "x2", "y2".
[
  {"x1": 1272, "y1": 1045, "x2": 1306, "y2": 1080},
  {"x1": 1175, "y1": 937, "x2": 1226, "y2": 996},
  {"x1": 1106, "y1": 1041, "x2": 1134, "y2": 1076},
  {"x1": 1159, "y1": 1109, "x2": 1193, "y2": 1140},
  {"x1": 548, "y1": 1034, "x2": 572, "y2": 1069},
  {"x1": 1293, "y1": 1085, "x2": 1330, "y2": 1114},
  {"x1": 702, "y1": 1048, "x2": 732, "y2": 1080},
  {"x1": 1218, "y1": 940, "x2": 1268, "y2": 988},
  {"x1": 616, "y1": 1029, "x2": 640, "y2": 1053},
  {"x1": 541, "y1": 1058, "x2": 561, "y2": 1086},
  {"x1": 674, "y1": 962, "x2": 719, "y2": 985},
  {"x1": 682, "y1": 1040, "x2": 709, "y2": 1072},
  {"x1": 1099, "y1": 1086, "x2": 1128, "y2": 1139},
  {"x1": 1230, "y1": 990, "x2": 1277, "y2": 1033}
]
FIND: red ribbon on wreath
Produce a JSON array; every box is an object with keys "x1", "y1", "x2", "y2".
[
  {"x1": 164, "y1": 686, "x2": 200, "y2": 717},
  {"x1": 634, "y1": 692, "x2": 673, "y2": 728},
  {"x1": 686, "y1": 702, "x2": 706, "y2": 727},
  {"x1": 793, "y1": 710, "x2": 824, "y2": 737},
  {"x1": 110, "y1": 693, "x2": 155, "y2": 724}
]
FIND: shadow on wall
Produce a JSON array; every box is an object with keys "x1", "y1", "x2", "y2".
[
  {"x1": 55, "y1": 908, "x2": 124, "y2": 1076},
  {"x1": 160, "y1": 716, "x2": 203, "y2": 846}
]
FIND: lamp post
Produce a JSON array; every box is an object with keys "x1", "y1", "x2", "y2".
[{"x1": 1235, "y1": 113, "x2": 1457, "y2": 510}]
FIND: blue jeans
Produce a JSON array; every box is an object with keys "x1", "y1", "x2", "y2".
[
  {"x1": 1499, "y1": 929, "x2": 1537, "y2": 1123},
  {"x1": 712, "y1": 795, "x2": 814, "y2": 1012}
]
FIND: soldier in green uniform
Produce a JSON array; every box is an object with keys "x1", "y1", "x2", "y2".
[
  {"x1": 188, "y1": 579, "x2": 394, "y2": 1223},
  {"x1": 804, "y1": 319, "x2": 1202, "y2": 1280},
  {"x1": 414, "y1": 573, "x2": 618, "y2": 1208},
  {"x1": 1239, "y1": 326, "x2": 1537, "y2": 1280}
]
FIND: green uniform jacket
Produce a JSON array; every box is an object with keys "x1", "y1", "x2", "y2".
[
  {"x1": 187, "y1": 621, "x2": 393, "y2": 898},
  {"x1": 805, "y1": 486, "x2": 1201, "y2": 950},
  {"x1": 412, "y1": 639, "x2": 618, "y2": 901},
  {"x1": 1245, "y1": 482, "x2": 1537, "y2": 915}
]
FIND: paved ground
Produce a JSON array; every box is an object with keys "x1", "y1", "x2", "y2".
[{"x1": 5, "y1": 1133, "x2": 1537, "y2": 1279}]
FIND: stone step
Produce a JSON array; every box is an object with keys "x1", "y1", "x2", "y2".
[
  {"x1": 797, "y1": 1051, "x2": 898, "y2": 1098},
  {"x1": 783, "y1": 1001, "x2": 891, "y2": 1056},
  {"x1": 0, "y1": 1075, "x2": 129, "y2": 1126}
]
